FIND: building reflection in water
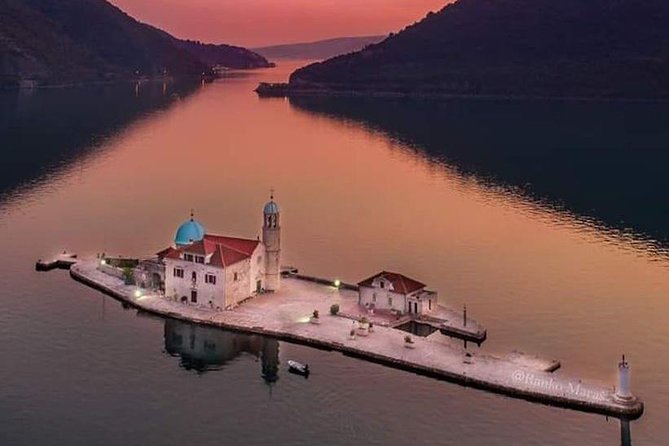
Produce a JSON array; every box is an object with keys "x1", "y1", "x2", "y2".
[{"x1": 163, "y1": 319, "x2": 279, "y2": 384}]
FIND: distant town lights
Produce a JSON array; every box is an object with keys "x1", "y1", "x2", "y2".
[
  {"x1": 100, "y1": 259, "x2": 106, "y2": 265},
  {"x1": 134, "y1": 290, "x2": 142, "y2": 298},
  {"x1": 334, "y1": 279, "x2": 341, "y2": 288}
]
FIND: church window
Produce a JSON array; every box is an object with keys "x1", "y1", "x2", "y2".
[
  {"x1": 173, "y1": 268, "x2": 184, "y2": 278},
  {"x1": 380, "y1": 281, "x2": 385, "y2": 289},
  {"x1": 205, "y1": 274, "x2": 216, "y2": 285}
]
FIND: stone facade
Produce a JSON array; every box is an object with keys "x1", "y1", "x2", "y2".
[{"x1": 163, "y1": 242, "x2": 266, "y2": 310}]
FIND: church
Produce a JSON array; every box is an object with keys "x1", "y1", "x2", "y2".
[{"x1": 156, "y1": 195, "x2": 281, "y2": 310}]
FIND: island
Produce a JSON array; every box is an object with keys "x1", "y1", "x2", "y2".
[{"x1": 38, "y1": 193, "x2": 644, "y2": 420}]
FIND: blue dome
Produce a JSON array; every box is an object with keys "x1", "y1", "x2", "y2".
[
  {"x1": 175, "y1": 218, "x2": 205, "y2": 246},
  {"x1": 264, "y1": 200, "x2": 280, "y2": 214}
]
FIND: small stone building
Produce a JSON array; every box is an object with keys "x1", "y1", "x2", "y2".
[{"x1": 357, "y1": 271, "x2": 437, "y2": 315}]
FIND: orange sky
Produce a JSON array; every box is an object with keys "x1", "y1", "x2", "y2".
[{"x1": 109, "y1": 0, "x2": 450, "y2": 47}]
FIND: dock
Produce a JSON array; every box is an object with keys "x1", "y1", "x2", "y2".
[
  {"x1": 65, "y1": 259, "x2": 643, "y2": 419},
  {"x1": 35, "y1": 252, "x2": 78, "y2": 271}
]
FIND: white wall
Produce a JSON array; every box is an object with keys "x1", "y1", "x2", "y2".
[
  {"x1": 224, "y1": 260, "x2": 250, "y2": 307},
  {"x1": 249, "y1": 244, "x2": 266, "y2": 295},
  {"x1": 359, "y1": 286, "x2": 406, "y2": 313},
  {"x1": 164, "y1": 258, "x2": 227, "y2": 310},
  {"x1": 407, "y1": 291, "x2": 438, "y2": 315},
  {"x1": 164, "y1": 243, "x2": 266, "y2": 310}
]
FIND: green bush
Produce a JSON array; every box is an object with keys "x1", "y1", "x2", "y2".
[{"x1": 122, "y1": 267, "x2": 135, "y2": 285}]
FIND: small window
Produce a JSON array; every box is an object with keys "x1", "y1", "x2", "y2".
[
  {"x1": 173, "y1": 268, "x2": 184, "y2": 278},
  {"x1": 191, "y1": 290, "x2": 197, "y2": 303},
  {"x1": 205, "y1": 274, "x2": 216, "y2": 285},
  {"x1": 195, "y1": 256, "x2": 204, "y2": 264},
  {"x1": 388, "y1": 297, "x2": 393, "y2": 307},
  {"x1": 184, "y1": 254, "x2": 194, "y2": 262},
  {"x1": 234, "y1": 272, "x2": 239, "y2": 281},
  {"x1": 191, "y1": 271, "x2": 197, "y2": 282},
  {"x1": 380, "y1": 281, "x2": 385, "y2": 289},
  {"x1": 372, "y1": 293, "x2": 376, "y2": 302}
]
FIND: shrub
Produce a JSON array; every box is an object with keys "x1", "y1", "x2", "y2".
[
  {"x1": 330, "y1": 304, "x2": 340, "y2": 315},
  {"x1": 122, "y1": 267, "x2": 135, "y2": 285},
  {"x1": 404, "y1": 335, "x2": 414, "y2": 343}
]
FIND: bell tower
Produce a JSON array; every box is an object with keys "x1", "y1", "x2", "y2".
[{"x1": 262, "y1": 191, "x2": 281, "y2": 291}]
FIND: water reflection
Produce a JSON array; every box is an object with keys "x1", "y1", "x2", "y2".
[
  {"x1": 163, "y1": 319, "x2": 279, "y2": 383},
  {"x1": 289, "y1": 96, "x2": 669, "y2": 249},
  {"x1": 0, "y1": 80, "x2": 200, "y2": 206}
]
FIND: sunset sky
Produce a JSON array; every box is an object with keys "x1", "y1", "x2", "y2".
[{"x1": 110, "y1": 0, "x2": 450, "y2": 47}]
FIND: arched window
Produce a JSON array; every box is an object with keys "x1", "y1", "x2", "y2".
[{"x1": 192, "y1": 271, "x2": 197, "y2": 282}]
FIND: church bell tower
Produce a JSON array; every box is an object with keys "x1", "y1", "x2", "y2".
[{"x1": 262, "y1": 192, "x2": 281, "y2": 291}]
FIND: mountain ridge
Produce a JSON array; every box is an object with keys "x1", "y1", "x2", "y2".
[
  {"x1": 253, "y1": 36, "x2": 386, "y2": 60},
  {"x1": 0, "y1": 0, "x2": 272, "y2": 87},
  {"x1": 284, "y1": 0, "x2": 669, "y2": 99}
]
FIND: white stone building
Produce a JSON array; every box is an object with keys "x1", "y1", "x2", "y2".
[
  {"x1": 160, "y1": 196, "x2": 281, "y2": 310},
  {"x1": 357, "y1": 271, "x2": 437, "y2": 315}
]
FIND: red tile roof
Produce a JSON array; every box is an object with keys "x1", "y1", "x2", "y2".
[
  {"x1": 358, "y1": 271, "x2": 426, "y2": 295},
  {"x1": 156, "y1": 247, "x2": 177, "y2": 259},
  {"x1": 160, "y1": 234, "x2": 260, "y2": 268}
]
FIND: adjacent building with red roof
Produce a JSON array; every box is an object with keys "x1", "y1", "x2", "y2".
[{"x1": 358, "y1": 271, "x2": 437, "y2": 315}]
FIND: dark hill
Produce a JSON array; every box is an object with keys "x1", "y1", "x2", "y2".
[
  {"x1": 176, "y1": 40, "x2": 274, "y2": 70},
  {"x1": 0, "y1": 0, "x2": 271, "y2": 87},
  {"x1": 288, "y1": 0, "x2": 669, "y2": 99}
]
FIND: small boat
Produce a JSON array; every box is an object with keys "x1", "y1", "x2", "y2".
[{"x1": 287, "y1": 360, "x2": 310, "y2": 376}]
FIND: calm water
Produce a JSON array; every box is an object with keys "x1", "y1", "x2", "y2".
[{"x1": 1, "y1": 61, "x2": 668, "y2": 445}]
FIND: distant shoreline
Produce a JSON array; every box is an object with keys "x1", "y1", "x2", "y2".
[
  {"x1": 0, "y1": 75, "x2": 205, "y2": 92},
  {"x1": 1, "y1": 65, "x2": 278, "y2": 91},
  {"x1": 256, "y1": 83, "x2": 669, "y2": 104}
]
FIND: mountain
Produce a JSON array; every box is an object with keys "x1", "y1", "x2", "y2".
[
  {"x1": 176, "y1": 40, "x2": 274, "y2": 70},
  {"x1": 0, "y1": 0, "x2": 272, "y2": 87},
  {"x1": 286, "y1": 0, "x2": 669, "y2": 99},
  {"x1": 253, "y1": 36, "x2": 386, "y2": 60}
]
